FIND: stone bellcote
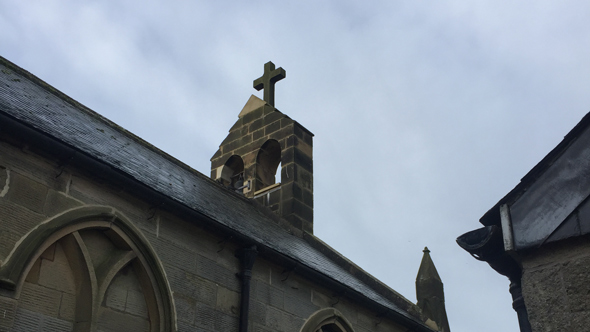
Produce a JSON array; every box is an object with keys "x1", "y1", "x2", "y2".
[{"x1": 211, "y1": 62, "x2": 314, "y2": 233}]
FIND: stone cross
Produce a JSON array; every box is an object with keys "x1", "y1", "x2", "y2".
[{"x1": 253, "y1": 61, "x2": 286, "y2": 107}]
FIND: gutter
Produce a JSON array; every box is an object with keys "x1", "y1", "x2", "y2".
[{"x1": 456, "y1": 225, "x2": 531, "y2": 332}]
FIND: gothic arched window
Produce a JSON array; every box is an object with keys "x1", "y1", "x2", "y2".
[
  {"x1": 1, "y1": 207, "x2": 174, "y2": 332},
  {"x1": 300, "y1": 308, "x2": 355, "y2": 332}
]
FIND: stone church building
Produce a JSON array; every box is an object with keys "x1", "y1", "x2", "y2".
[
  {"x1": 0, "y1": 56, "x2": 449, "y2": 331},
  {"x1": 458, "y1": 112, "x2": 590, "y2": 331}
]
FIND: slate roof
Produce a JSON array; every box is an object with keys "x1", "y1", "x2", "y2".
[
  {"x1": 0, "y1": 56, "x2": 433, "y2": 331},
  {"x1": 479, "y1": 111, "x2": 590, "y2": 250}
]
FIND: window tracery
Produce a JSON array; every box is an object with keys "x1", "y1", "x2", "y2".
[{"x1": 2, "y1": 207, "x2": 174, "y2": 331}]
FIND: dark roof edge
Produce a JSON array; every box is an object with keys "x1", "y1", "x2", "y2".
[
  {"x1": 272, "y1": 109, "x2": 314, "y2": 137},
  {"x1": 292, "y1": 119, "x2": 314, "y2": 137},
  {"x1": 0, "y1": 55, "x2": 215, "y2": 187},
  {"x1": 302, "y1": 232, "x2": 425, "y2": 319},
  {"x1": 480, "y1": 111, "x2": 590, "y2": 226}
]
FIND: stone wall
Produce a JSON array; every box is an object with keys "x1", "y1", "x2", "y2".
[
  {"x1": 521, "y1": 235, "x2": 590, "y2": 332},
  {"x1": 0, "y1": 126, "x2": 409, "y2": 331}
]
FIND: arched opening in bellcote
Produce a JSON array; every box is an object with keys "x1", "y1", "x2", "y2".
[
  {"x1": 219, "y1": 155, "x2": 245, "y2": 190},
  {"x1": 255, "y1": 139, "x2": 281, "y2": 192}
]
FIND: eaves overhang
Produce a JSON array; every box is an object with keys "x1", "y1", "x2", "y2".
[{"x1": 478, "y1": 112, "x2": 590, "y2": 251}]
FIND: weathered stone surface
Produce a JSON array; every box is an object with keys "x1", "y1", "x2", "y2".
[
  {"x1": 196, "y1": 254, "x2": 240, "y2": 292},
  {"x1": 149, "y1": 234, "x2": 196, "y2": 271},
  {"x1": 263, "y1": 110, "x2": 283, "y2": 126},
  {"x1": 334, "y1": 299, "x2": 359, "y2": 325},
  {"x1": 254, "y1": 280, "x2": 284, "y2": 309},
  {"x1": 0, "y1": 230, "x2": 25, "y2": 265},
  {"x1": 239, "y1": 95, "x2": 266, "y2": 118},
  {"x1": 523, "y1": 267, "x2": 564, "y2": 329},
  {"x1": 165, "y1": 264, "x2": 217, "y2": 303},
  {"x1": 97, "y1": 307, "x2": 150, "y2": 332},
  {"x1": 58, "y1": 292, "x2": 76, "y2": 322},
  {"x1": 103, "y1": 264, "x2": 149, "y2": 319},
  {"x1": 126, "y1": 289, "x2": 149, "y2": 318},
  {"x1": 18, "y1": 282, "x2": 61, "y2": 317},
  {"x1": 3, "y1": 171, "x2": 48, "y2": 213},
  {"x1": 0, "y1": 297, "x2": 17, "y2": 330},
  {"x1": 0, "y1": 199, "x2": 44, "y2": 238},
  {"x1": 68, "y1": 174, "x2": 150, "y2": 222},
  {"x1": 41, "y1": 314, "x2": 73, "y2": 331},
  {"x1": 357, "y1": 307, "x2": 378, "y2": 329},
  {"x1": 0, "y1": 167, "x2": 8, "y2": 197},
  {"x1": 216, "y1": 286, "x2": 239, "y2": 316},
  {"x1": 311, "y1": 289, "x2": 330, "y2": 307},
  {"x1": 194, "y1": 303, "x2": 216, "y2": 330},
  {"x1": 229, "y1": 118, "x2": 243, "y2": 132},
  {"x1": 242, "y1": 107, "x2": 264, "y2": 125},
  {"x1": 248, "y1": 119, "x2": 264, "y2": 133},
  {"x1": 252, "y1": 128, "x2": 265, "y2": 141},
  {"x1": 563, "y1": 255, "x2": 590, "y2": 312},
  {"x1": 214, "y1": 310, "x2": 239, "y2": 331},
  {"x1": 521, "y1": 239, "x2": 590, "y2": 331},
  {"x1": 42, "y1": 189, "x2": 83, "y2": 217},
  {"x1": 266, "y1": 306, "x2": 287, "y2": 332},
  {"x1": 104, "y1": 283, "x2": 128, "y2": 311},
  {"x1": 280, "y1": 117, "x2": 293, "y2": 129},
  {"x1": 250, "y1": 300, "x2": 267, "y2": 326},
  {"x1": 38, "y1": 243, "x2": 76, "y2": 294},
  {"x1": 0, "y1": 143, "x2": 69, "y2": 193},
  {"x1": 174, "y1": 294, "x2": 196, "y2": 324},
  {"x1": 282, "y1": 281, "x2": 317, "y2": 319},
  {"x1": 12, "y1": 308, "x2": 42, "y2": 332},
  {"x1": 264, "y1": 120, "x2": 281, "y2": 136},
  {"x1": 79, "y1": 229, "x2": 119, "y2": 269},
  {"x1": 296, "y1": 140, "x2": 313, "y2": 158}
]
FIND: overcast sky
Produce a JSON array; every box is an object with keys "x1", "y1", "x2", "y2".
[{"x1": 2, "y1": 1, "x2": 590, "y2": 331}]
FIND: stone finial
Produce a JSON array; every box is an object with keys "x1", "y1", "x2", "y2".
[
  {"x1": 416, "y1": 248, "x2": 450, "y2": 332},
  {"x1": 253, "y1": 61, "x2": 286, "y2": 107}
]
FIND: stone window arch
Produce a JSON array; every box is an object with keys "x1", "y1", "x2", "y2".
[
  {"x1": 256, "y1": 139, "x2": 281, "y2": 190},
  {"x1": 0, "y1": 206, "x2": 175, "y2": 332},
  {"x1": 300, "y1": 308, "x2": 355, "y2": 332}
]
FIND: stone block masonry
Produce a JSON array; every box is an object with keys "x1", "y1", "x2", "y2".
[
  {"x1": 521, "y1": 235, "x2": 590, "y2": 331},
  {"x1": 211, "y1": 101, "x2": 315, "y2": 234}
]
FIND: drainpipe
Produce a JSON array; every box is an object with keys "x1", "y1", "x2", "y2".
[
  {"x1": 509, "y1": 279, "x2": 532, "y2": 332},
  {"x1": 236, "y1": 245, "x2": 258, "y2": 332}
]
